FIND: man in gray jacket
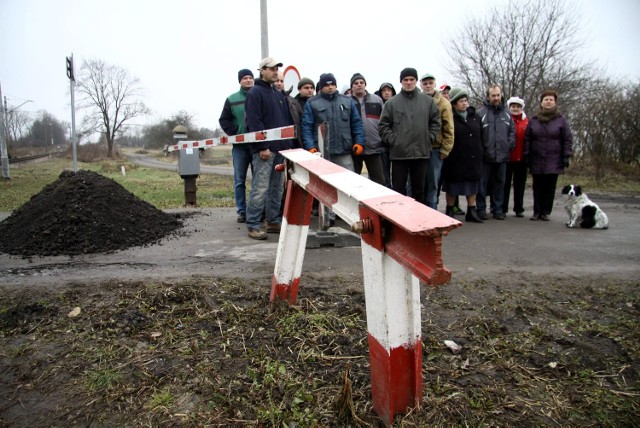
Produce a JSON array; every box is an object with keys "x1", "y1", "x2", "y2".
[
  {"x1": 378, "y1": 67, "x2": 441, "y2": 205},
  {"x1": 350, "y1": 72, "x2": 386, "y2": 185},
  {"x1": 476, "y1": 84, "x2": 515, "y2": 220}
]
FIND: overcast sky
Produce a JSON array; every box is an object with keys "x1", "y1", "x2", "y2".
[{"x1": 1, "y1": 0, "x2": 639, "y2": 137}]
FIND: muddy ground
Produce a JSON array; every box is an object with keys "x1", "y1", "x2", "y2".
[{"x1": 0, "y1": 189, "x2": 639, "y2": 425}]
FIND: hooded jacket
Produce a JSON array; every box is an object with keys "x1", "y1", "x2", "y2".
[
  {"x1": 378, "y1": 88, "x2": 441, "y2": 160},
  {"x1": 477, "y1": 100, "x2": 516, "y2": 162}
]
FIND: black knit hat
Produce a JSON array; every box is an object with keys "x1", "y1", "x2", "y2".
[
  {"x1": 318, "y1": 73, "x2": 337, "y2": 89},
  {"x1": 350, "y1": 73, "x2": 366, "y2": 88},
  {"x1": 297, "y1": 77, "x2": 315, "y2": 90},
  {"x1": 238, "y1": 68, "x2": 254, "y2": 82},
  {"x1": 399, "y1": 67, "x2": 418, "y2": 82}
]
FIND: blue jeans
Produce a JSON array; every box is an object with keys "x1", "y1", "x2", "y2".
[
  {"x1": 424, "y1": 148, "x2": 443, "y2": 209},
  {"x1": 232, "y1": 145, "x2": 253, "y2": 216},
  {"x1": 477, "y1": 161, "x2": 506, "y2": 215},
  {"x1": 246, "y1": 151, "x2": 285, "y2": 230}
]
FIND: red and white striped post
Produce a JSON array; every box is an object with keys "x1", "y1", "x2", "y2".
[{"x1": 271, "y1": 149, "x2": 461, "y2": 424}]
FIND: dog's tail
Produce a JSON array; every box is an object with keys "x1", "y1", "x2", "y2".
[{"x1": 580, "y1": 205, "x2": 597, "y2": 228}]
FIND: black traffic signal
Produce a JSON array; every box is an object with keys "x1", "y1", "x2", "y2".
[{"x1": 66, "y1": 56, "x2": 75, "y2": 81}]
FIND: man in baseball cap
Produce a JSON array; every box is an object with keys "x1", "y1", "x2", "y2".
[{"x1": 258, "y1": 57, "x2": 283, "y2": 69}]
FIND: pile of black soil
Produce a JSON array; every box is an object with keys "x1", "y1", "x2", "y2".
[{"x1": 0, "y1": 170, "x2": 183, "y2": 257}]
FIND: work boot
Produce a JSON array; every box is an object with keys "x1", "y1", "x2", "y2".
[
  {"x1": 466, "y1": 206, "x2": 484, "y2": 223},
  {"x1": 266, "y1": 222, "x2": 281, "y2": 233},
  {"x1": 477, "y1": 210, "x2": 488, "y2": 220},
  {"x1": 248, "y1": 228, "x2": 267, "y2": 240},
  {"x1": 445, "y1": 206, "x2": 455, "y2": 218}
]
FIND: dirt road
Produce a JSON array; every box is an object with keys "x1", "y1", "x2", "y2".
[{"x1": 1, "y1": 189, "x2": 638, "y2": 289}]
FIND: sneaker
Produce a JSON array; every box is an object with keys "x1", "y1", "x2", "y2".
[
  {"x1": 515, "y1": 212, "x2": 524, "y2": 218},
  {"x1": 452, "y1": 206, "x2": 465, "y2": 216},
  {"x1": 477, "y1": 210, "x2": 488, "y2": 220},
  {"x1": 266, "y1": 222, "x2": 281, "y2": 233},
  {"x1": 541, "y1": 214, "x2": 550, "y2": 221},
  {"x1": 237, "y1": 214, "x2": 246, "y2": 223},
  {"x1": 248, "y1": 228, "x2": 267, "y2": 240},
  {"x1": 493, "y1": 213, "x2": 505, "y2": 220},
  {"x1": 530, "y1": 214, "x2": 540, "y2": 221}
]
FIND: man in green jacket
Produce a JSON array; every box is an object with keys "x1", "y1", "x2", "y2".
[
  {"x1": 378, "y1": 67, "x2": 441, "y2": 205},
  {"x1": 219, "y1": 68, "x2": 254, "y2": 223}
]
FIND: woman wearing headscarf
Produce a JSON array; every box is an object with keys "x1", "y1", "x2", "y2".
[
  {"x1": 524, "y1": 89, "x2": 573, "y2": 221},
  {"x1": 441, "y1": 87, "x2": 484, "y2": 223}
]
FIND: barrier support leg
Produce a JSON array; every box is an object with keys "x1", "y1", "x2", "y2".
[
  {"x1": 359, "y1": 208, "x2": 423, "y2": 425},
  {"x1": 271, "y1": 180, "x2": 313, "y2": 305}
]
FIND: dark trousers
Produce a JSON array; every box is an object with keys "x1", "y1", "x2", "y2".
[
  {"x1": 353, "y1": 153, "x2": 386, "y2": 186},
  {"x1": 477, "y1": 161, "x2": 506, "y2": 215},
  {"x1": 532, "y1": 173, "x2": 558, "y2": 216},
  {"x1": 391, "y1": 159, "x2": 429, "y2": 204},
  {"x1": 503, "y1": 161, "x2": 527, "y2": 214}
]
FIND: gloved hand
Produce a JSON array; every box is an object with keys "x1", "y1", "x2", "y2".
[
  {"x1": 352, "y1": 144, "x2": 364, "y2": 155},
  {"x1": 563, "y1": 157, "x2": 570, "y2": 168}
]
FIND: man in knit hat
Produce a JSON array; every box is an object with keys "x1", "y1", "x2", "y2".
[
  {"x1": 219, "y1": 68, "x2": 255, "y2": 224},
  {"x1": 295, "y1": 77, "x2": 315, "y2": 111},
  {"x1": 420, "y1": 72, "x2": 454, "y2": 209},
  {"x1": 301, "y1": 72, "x2": 365, "y2": 227},
  {"x1": 349, "y1": 72, "x2": 385, "y2": 185},
  {"x1": 378, "y1": 68, "x2": 441, "y2": 204}
]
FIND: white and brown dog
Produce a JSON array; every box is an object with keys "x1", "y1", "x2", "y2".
[{"x1": 561, "y1": 185, "x2": 609, "y2": 229}]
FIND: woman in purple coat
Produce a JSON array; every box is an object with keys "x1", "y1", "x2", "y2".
[{"x1": 524, "y1": 90, "x2": 573, "y2": 221}]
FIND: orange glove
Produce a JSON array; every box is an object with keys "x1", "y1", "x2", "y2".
[
  {"x1": 352, "y1": 144, "x2": 364, "y2": 155},
  {"x1": 309, "y1": 148, "x2": 318, "y2": 154}
]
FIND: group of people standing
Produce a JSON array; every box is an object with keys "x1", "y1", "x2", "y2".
[{"x1": 219, "y1": 58, "x2": 574, "y2": 240}]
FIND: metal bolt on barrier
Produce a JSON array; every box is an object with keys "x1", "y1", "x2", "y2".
[{"x1": 271, "y1": 148, "x2": 462, "y2": 424}]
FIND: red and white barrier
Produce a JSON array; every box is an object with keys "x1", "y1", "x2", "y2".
[
  {"x1": 272, "y1": 148, "x2": 461, "y2": 424},
  {"x1": 166, "y1": 125, "x2": 296, "y2": 152}
]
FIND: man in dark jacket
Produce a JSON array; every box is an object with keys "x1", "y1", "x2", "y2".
[
  {"x1": 219, "y1": 68, "x2": 254, "y2": 223},
  {"x1": 476, "y1": 84, "x2": 515, "y2": 220},
  {"x1": 378, "y1": 67, "x2": 441, "y2": 205},
  {"x1": 295, "y1": 77, "x2": 315, "y2": 111},
  {"x1": 244, "y1": 57, "x2": 295, "y2": 240}
]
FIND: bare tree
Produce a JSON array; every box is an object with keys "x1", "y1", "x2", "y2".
[
  {"x1": 445, "y1": 0, "x2": 593, "y2": 110},
  {"x1": 5, "y1": 108, "x2": 30, "y2": 146},
  {"x1": 76, "y1": 59, "x2": 149, "y2": 158}
]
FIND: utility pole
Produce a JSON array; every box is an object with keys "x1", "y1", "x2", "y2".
[
  {"x1": 260, "y1": 0, "x2": 269, "y2": 58},
  {"x1": 66, "y1": 54, "x2": 78, "y2": 172},
  {"x1": 0, "y1": 83, "x2": 9, "y2": 179}
]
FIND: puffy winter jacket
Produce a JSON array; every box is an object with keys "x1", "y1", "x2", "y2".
[
  {"x1": 301, "y1": 92, "x2": 364, "y2": 156},
  {"x1": 477, "y1": 101, "x2": 515, "y2": 162},
  {"x1": 524, "y1": 112, "x2": 573, "y2": 174}
]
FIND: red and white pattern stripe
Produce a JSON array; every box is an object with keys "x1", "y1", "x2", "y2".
[
  {"x1": 272, "y1": 148, "x2": 461, "y2": 424},
  {"x1": 166, "y1": 125, "x2": 296, "y2": 152}
]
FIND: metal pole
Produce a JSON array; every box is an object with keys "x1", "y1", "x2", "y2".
[
  {"x1": 69, "y1": 54, "x2": 78, "y2": 172},
  {"x1": 260, "y1": 0, "x2": 269, "y2": 58},
  {"x1": 0, "y1": 83, "x2": 10, "y2": 179}
]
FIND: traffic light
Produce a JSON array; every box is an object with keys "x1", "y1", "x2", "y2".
[{"x1": 66, "y1": 56, "x2": 75, "y2": 82}]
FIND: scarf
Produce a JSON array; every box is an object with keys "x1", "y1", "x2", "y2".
[{"x1": 536, "y1": 106, "x2": 561, "y2": 123}]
